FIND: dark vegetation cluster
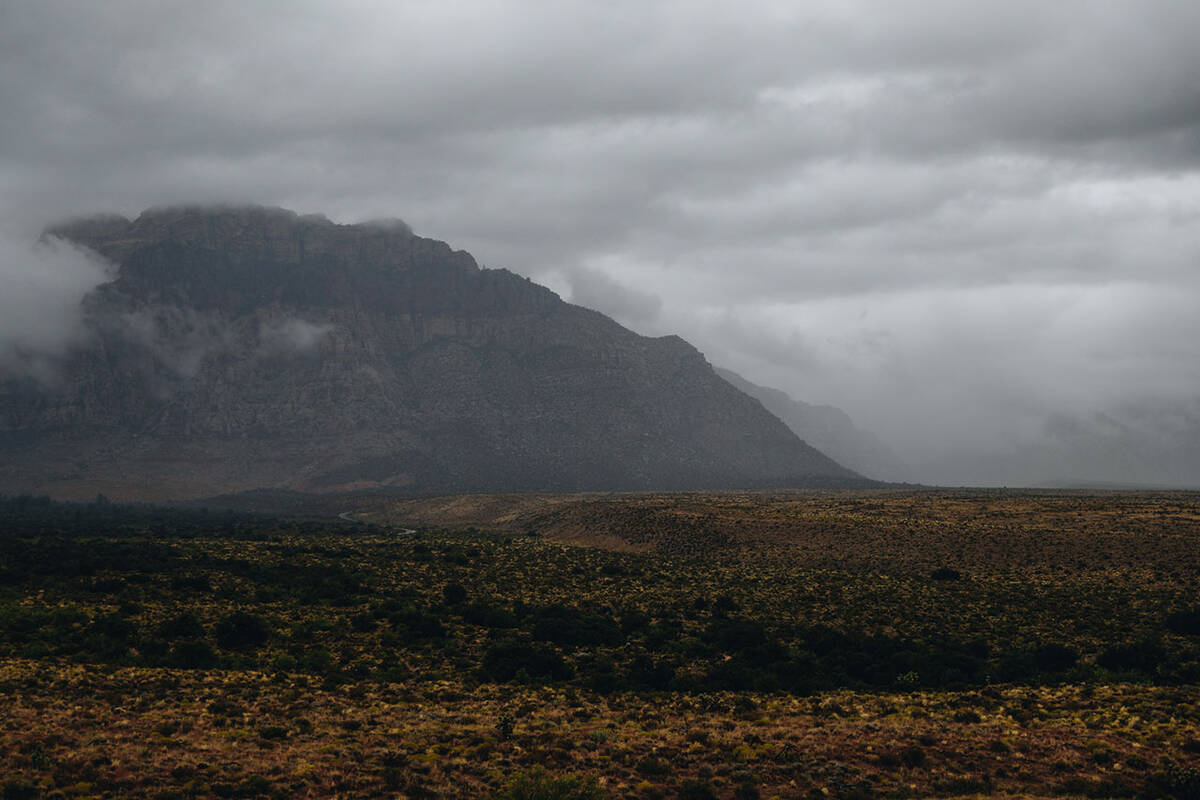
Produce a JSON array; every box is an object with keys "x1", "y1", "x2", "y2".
[{"x1": 2, "y1": 494, "x2": 1199, "y2": 697}]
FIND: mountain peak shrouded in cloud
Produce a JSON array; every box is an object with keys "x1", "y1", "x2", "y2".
[
  {"x1": 3, "y1": 2, "x2": 1200, "y2": 487},
  {"x1": 360, "y1": 218, "x2": 414, "y2": 235},
  {"x1": 0, "y1": 204, "x2": 866, "y2": 500}
]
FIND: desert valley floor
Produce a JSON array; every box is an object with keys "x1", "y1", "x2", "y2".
[{"x1": 1, "y1": 489, "x2": 1198, "y2": 799}]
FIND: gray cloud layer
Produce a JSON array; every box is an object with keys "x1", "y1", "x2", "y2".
[{"x1": 3, "y1": 1, "x2": 1200, "y2": 484}]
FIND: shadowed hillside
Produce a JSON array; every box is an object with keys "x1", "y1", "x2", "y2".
[{"x1": 0, "y1": 206, "x2": 867, "y2": 500}]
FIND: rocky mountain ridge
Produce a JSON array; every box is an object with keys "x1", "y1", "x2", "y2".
[{"x1": 1, "y1": 205, "x2": 868, "y2": 499}]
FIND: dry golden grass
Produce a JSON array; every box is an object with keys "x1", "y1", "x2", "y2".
[{"x1": 2, "y1": 660, "x2": 1198, "y2": 799}]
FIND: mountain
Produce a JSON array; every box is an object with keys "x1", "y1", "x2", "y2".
[
  {"x1": 0, "y1": 205, "x2": 868, "y2": 500},
  {"x1": 714, "y1": 367, "x2": 906, "y2": 481}
]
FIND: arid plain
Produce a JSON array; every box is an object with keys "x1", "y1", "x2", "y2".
[{"x1": 1, "y1": 490, "x2": 1198, "y2": 799}]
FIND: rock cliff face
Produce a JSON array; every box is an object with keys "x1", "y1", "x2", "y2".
[{"x1": 1, "y1": 205, "x2": 865, "y2": 499}]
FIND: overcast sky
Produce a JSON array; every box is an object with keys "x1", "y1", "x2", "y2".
[{"x1": 3, "y1": 1, "x2": 1200, "y2": 484}]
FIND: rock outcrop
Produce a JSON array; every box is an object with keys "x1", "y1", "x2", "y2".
[{"x1": 1, "y1": 205, "x2": 867, "y2": 499}]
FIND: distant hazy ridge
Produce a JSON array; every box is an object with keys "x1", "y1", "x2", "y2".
[{"x1": 713, "y1": 367, "x2": 906, "y2": 481}]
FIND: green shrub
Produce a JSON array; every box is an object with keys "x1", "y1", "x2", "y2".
[
  {"x1": 236, "y1": 775, "x2": 274, "y2": 797},
  {"x1": 900, "y1": 745, "x2": 927, "y2": 768},
  {"x1": 214, "y1": 611, "x2": 270, "y2": 650},
  {"x1": 482, "y1": 638, "x2": 572, "y2": 682},
  {"x1": 733, "y1": 781, "x2": 761, "y2": 800},
  {"x1": 168, "y1": 639, "x2": 218, "y2": 669},
  {"x1": 528, "y1": 605, "x2": 621, "y2": 647},
  {"x1": 635, "y1": 756, "x2": 671, "y2": 777},
  {"x1": 1, "y1": 779, "x2": 39, "y2": 800},
  {"x1": 1097, "y1": 640, "x2": 1165, "y2": 673},
  {"x1": 492, "y1": 768, "x2": 604, "y2": 800},
  {"x1": 676, "y1": 779, "x2": 718, "y2": 800},
  {"x1": 1033, "y1": 642, "x2": 1078, "y2": 672},
  {"x1": 389, "y1": 609, "x2": 447, "y2": 640},
  {"x1": 349, "y1": 612, "x2": 377, "y2": 633},
  {"x1": 443, "y1": 582, "x2": 469, "y2": 605},
  {"x1": 461, "y1": 601, "x2": 519, "y2": 629},
  {"x1": 1166, "y1": 609, "x2": 1200, "y2": 636},
  {"x1": 158, "y1": 611, "x2": 206, "y2": 640},
  {"x1": 1142, "y1": 761, "x2": 1200, "y2": 800}
]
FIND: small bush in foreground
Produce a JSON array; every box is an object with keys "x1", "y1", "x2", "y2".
[
  {"x1": 1097, "y1": 640, "x2": 1165, "y2": 674},
  {"x1": 676, "y1": 779, "x2": 718, "y2": 800},
  {"x1": 214, "y1": 612, "x2": 270, "y2": 651},
  {"x1": 482, "y1": 638, "x2": 572, "y2": 682},
  {"x1": 1033, "y1": 642, "x2": 1079, "y2": 672},
  {"x1": 2, "y1": 780, "x2": 39, "y2": 800},
  {"x1": 492, "y1": 768, "x2": 604, "y2": 800},
  {"x1": 1166, "y1": 609, "x2": 1200, "y2": 637}
]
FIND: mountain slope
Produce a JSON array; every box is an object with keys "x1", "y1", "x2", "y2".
[
  {"x1": 714, "y1": 367, "x2": 906, "y2": 481},
  {"x1": 0, "y1": 205, "x2": 867, "y2": 499}
]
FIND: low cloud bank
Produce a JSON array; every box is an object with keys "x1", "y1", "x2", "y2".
[{"x1": 0, "y1": 234, "x2": 113, "y2": 379}]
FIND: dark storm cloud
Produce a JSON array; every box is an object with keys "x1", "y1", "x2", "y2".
[{"x1": 3, "y1": 0, "x2": 1200, "y2": 484}]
